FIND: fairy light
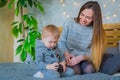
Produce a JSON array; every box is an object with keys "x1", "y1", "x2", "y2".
[
  {"x1": 74, "y1": 2, "x2": 80, "y2": 6},
  {"x1": 106, "y1": 16, "x2": 110, "y2": 19},
  {"x1": 60, "y1": 0, "x2": 64, "y2": 4},
  {"x1": 63, "y1": 11, "x2": 66, "y2": 15},
  {"x1": 62, "y1": 3, "x2": 65, "y2": 7},
  {"x1": 67, "y1": 15, "x2": 70, "y2": 18},
  {"x1": 103, "y1": 4, "x2": 107, "y2": 8},
  {"x1": 59, "y1": 0, "x2": 119, "y2": 21},
  {"x1": 113, "y1": 14, "x2": 117, "y2": 17},
  {"x1": 112, "y1": 0, "x2": 115, "y2": 2},
  {"x1": 74, "y1": 2, "x2": 77, "y2": 6}
]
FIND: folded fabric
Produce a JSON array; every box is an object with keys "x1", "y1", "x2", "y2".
[
  {"x1": 113, "y1": 73, "x2": 120, "y2": 76},
  {"x1": 33, "y1": 71, "x2": 44, "y2": 78}
]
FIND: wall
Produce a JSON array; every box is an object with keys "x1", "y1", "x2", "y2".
[
  {"x1": 28, "y1": 0, "x2": 120, "y2": 31},
  {"x1": 0, "y1": 2, "x2": 14, "y2": 62},
  {"x1": 0, "y1": 0, "x2": 119, "y2": 62}
]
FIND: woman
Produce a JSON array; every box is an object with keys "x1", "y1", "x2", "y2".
[{"x1": 58, "y1": 1, "x2": 105, "y2": 74}]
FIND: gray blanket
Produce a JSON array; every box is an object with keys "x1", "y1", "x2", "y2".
[{"x1": 0, "y1": 63, "x2": 119, "y2": 80}]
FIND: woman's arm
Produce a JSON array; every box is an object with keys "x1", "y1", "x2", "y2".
[{"x1": 58, "y1": 18, "x2": 73, "y2": 55}]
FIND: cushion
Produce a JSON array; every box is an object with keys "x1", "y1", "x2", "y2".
[
  {"x1": 106, "y1": 47, "x2": 119, "y2": 55},
  {"x1": 100, "y1": 53, "x2": 120, "y2": 75}
]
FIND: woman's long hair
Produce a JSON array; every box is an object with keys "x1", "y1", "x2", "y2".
[{"x1": 75, "y1": 1, "x2": 105, "y2": 71}]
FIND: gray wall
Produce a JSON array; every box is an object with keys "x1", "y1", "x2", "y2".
[{"x1": 28, "y1": 0, "x2": 120, "y2": 31}]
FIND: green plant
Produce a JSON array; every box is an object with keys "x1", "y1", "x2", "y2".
[
  {"x1": 8, "y1": 0, "x2": 44, "y2": 61},
  {"x1": 0, "y1": 0, "x2": 7, "y2": 7}
]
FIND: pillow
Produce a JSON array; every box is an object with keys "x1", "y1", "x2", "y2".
[
  {"x1": 100, "y1": 53, "x2": 120, "y2": 75},
  {"x1": 105, "y1": 47, "x2": 119, "y2": 54}
]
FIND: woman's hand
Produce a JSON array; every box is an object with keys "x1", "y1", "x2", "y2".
[
  {"x1": 69, "y1": 56, "x2": 78, "y2": 66},
  {"x1": 46, "y1": 62, "x2": 59, "y2": 71},
  {"x1": 69, "y1": 55, "x2": 90, "y2": 66},
  {"x1": 64, "y1": 52, "x2": 74, "y2": 66}
]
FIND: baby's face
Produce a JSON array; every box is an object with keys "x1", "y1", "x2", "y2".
[{"x1": 42, "y1": 35, "x2": 58, "y2": 49}]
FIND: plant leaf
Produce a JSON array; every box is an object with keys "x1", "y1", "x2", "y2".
[
  {"x1": 30, "y1": 36, "x2": 36, "y2": 47},
  {"x1": 16, "y1": 45, "x2": 23, "y2": 55},
  {"x1": 30, "y1": 16, "x2": 37, "y2": 29},
  {"x1": 27, "y1": 44, "x2": 32, "y2": 54},
  {"x1": 8, "y1": 0, "x2": 16, "y2": 9},
  {"x1": 23, "y1": 38, "x2": 29, "y2": 51},
  {"x1": 22, "y1": 15, "x2": 28, "y2": 21},
  {"x1": 36, "y1": 31, "x2": 41, "y2": 39},
  {"x1": 37, "y1": 3, "x2": 44, "y2": 14},
  {"x1": 28, "y1": 0, "x2": 33, "y2": 7},
  {"x1": 11, "y1": 21, "x2": 18, "y2": 26},
  {"x1": 20, "y1": 50, "x2": 27, "y2": 62},
  {"x1": 27, "y1": 17, "x2": 32, "y2": 26},
  {"x1": 31, "y1": 47, "x2": 35, "y2": 60},
  {"x1": 19, "y1": 23, "x2": 22, "y2": 33},
  {"x1": 17, "y1": 39, "x2": 24, "y2": 42},
  {"x1": 15, "y1": 7, "x2": 19, "y2": 16},
  {"x1": 20, "y1": 0, "x2": 27, "y2": 7},
  {"x1": 33, "y1": 2, "x2": 37, "y2": 8},
  {"x1": 11, "y1": 26, "x2": 19, "y2": 38}
]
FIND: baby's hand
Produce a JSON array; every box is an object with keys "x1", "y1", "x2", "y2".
[
  {"x1": 59, "y1": 61, "x2": 66, "y2": 72},
  {"x1": 46, "y1": 62, "x2": 59, "y2": 71}
]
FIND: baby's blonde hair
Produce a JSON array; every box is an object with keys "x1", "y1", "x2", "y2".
[{"x1": 42, "y1": 24, "x2": 60, "y2": 39}]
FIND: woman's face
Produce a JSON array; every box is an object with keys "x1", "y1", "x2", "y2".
[{"x1": 79, "y1": 9, "x2": 93, "y2": 26}]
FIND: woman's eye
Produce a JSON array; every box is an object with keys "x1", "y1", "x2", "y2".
[{"x1": 87, "y1": 17, "x2": 92, "y2": 20}]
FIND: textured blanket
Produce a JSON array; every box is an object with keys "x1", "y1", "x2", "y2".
[{"x1": 0, "y1": 63, "x2": 119, "y2": 80}]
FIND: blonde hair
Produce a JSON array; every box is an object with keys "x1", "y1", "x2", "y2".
[
  {"x1": 42, "y1": 24, "x2": 60, "y2": 39},
  {"x1": 75, "y1": 1, "x2": 105, "y2": 71},
  {"x1": 90, "y1": 1, "x2": 105, "y2": 71}
]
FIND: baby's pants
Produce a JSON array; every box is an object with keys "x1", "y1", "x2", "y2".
[{"x1": 42, "y1": 67, "x2": 74, "y2": 78}]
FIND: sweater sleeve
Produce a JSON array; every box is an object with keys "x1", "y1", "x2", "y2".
[
  {"x1": 35, "y1": 40, "x2": 48, "y2": 69},
  {"x1": 58, "y1": 18, "x2": 73, "y2": 54},
  {"x1": 59, "y1": 48, "x2": 65, "y2": 62}
]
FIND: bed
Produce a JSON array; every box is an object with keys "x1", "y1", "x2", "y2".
[
  {"x1": 0, "y1": 62, "x2": 113, "y2": 80},
  {"x1": 0, "y1": 23, "x2": 120, "y2": 80}
]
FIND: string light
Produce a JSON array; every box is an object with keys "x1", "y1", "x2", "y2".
[
  {"x1": 113, "y1": 14, "x2": 117, "y2": 17},
  {"x1": 60, "y1": 0, "x2": 64, "y2": 4},
  {"x1": 106, "y1": 16, "x2": 110, "y2": 19},
  {"x1": 67, "y1": 15, "x2": 70, "y2": 18},
  {"x1": 62, "y1": 3, "x2": 65, "y2": 7},
  {"x1": 59, "y1": 0, "x2": 119, "y2": 21},
  {"x1": 74, "y1": 2, "x2": 80, "y2": 6},
  {"x1": 112, "y1": 0, "x2": 115, "y2": 2},
  {"x1": 103, "y1": 4, "x2": 107, "y2": 8},
  {"x1": 74, "y1": 2, "x2": 77, "y2": 6},
  {"x1": 63, "y1": 11, "x2": 66, "y2": 15}
]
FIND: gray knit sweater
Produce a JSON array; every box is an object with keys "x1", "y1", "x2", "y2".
[{"x1": 58, "y1": 18, "x2": 93, "y2": 56}]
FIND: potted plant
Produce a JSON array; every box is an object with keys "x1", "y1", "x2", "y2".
[{"x1": 8, "y1": 0, "x2": 44, "y2": 61}]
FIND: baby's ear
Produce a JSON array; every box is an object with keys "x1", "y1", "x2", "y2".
[
  {"x1": 41, "y1": 35, "x2": 44, "y2": 39},
  {"x1": 41, "y1": 34, "x2": 43, "y2": 38}
]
